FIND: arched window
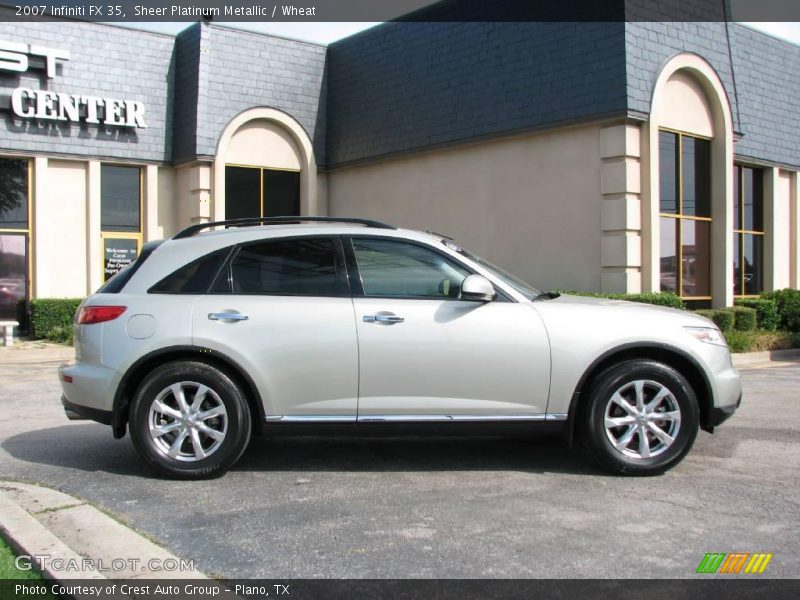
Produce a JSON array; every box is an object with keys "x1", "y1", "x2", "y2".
[{"x1": 214, "y1": 108, "x2": 318, "y2": 223}]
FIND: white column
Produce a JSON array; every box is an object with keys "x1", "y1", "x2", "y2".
[
  {"x1": 31, "y1": 156, "x2": 47, "y2": 299},
  {"x1": 710, "y1": 130, "x2": 734, "y2": 308},
  {"x1": 790, "y1": 171, "x2": 799, "y2": 289},
  {"x1": 143, "y1": 164, "x2": 160, "y2": 241},
  {"x1": 599, "y1": 123, "x2": 642, "y2": 294},
  {"x1": 86, "y1": 161, "x2": 102, "y2": 294}
]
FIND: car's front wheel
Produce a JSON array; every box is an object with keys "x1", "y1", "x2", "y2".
[
  {"x1": 581, "y1": 359, "x2": 699, "y2": 475},
  {"x1": 129, "y1": 361, "x2": 252, "y2": 479}
]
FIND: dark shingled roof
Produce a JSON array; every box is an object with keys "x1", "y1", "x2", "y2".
[{"x1": 326, "y1": 21, "x2": 628, "y2": 167}]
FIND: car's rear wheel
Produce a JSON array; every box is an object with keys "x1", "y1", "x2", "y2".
[
  {"x1": 129, "y1": 361, "x2": 252, "y2": 479},
  {"x1": 581, "y1": 359, "x2": 699, "y2": 475}
]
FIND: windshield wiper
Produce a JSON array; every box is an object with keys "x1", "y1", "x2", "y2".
[{"x1": 534, "y1": 291, "x2": 561, "y2": 300}]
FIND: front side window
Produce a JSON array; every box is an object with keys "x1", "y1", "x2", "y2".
[
  {"x1": 659, "y1": 131, "x2": 712, "y2": 307},
  {"x1": 353, "y1": 238, "x2": 469, "y2": 299},
  {"x1": 230, "y1": 238, "x2": 345, "y2": 296},
  {"x1": 733, "y1": 165, "x2": 764, "y2": 296}
]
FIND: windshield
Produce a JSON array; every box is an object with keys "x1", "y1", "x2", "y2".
[{"x1": 442, "y1": 240, "x2": 541, "y2": 300}]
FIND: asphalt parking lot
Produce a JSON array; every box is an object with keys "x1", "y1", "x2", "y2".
[{"x1": 0, "y1": 353, "x2": 798, "y2": 579}]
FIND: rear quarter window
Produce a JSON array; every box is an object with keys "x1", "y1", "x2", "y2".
[
  {"x1": 148, "y1": 249, "x2": 230, "y2": 294},
  {"x1": 96, "y1": 240, "x2": 162, "y2": 294}
]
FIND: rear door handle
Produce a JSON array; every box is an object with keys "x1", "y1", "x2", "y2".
[
  {"x1": 363, "y1": 314, "x2": 404, "y2": 324},
  {"x1": 208, "y1": 311, "x2": 249, "y2": 322}
]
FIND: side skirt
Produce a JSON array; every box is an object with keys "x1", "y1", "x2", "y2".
[{"x1": 262, "y1": 415, "x2": 568, "y2": 438}]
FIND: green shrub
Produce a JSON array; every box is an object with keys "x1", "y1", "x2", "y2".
[
  {"x1": 724, "y1": 330, "x2": 798, "y2": 353},
  {"x1": 730, "y1": 306, "x2": 757, "y2": 331},
  {"x1": 762, "y1": 289, "x2": 800, "y2": 332},
  {"x1": 555, "y1": 290, "x2": 684, "y2": 310},
  {"x1": 693, "y1": 308, "x2": 735, "y2": 332},
  {"x1": 30, "y1": 298, "x2": 83, "y2": 344},
  {"x1": 735, "y1": 298, "x2": 780, "y2": 331},
  {"x1": 694, "y1": 309, "x2": 717, "y2": 324},
  {"x1": 724, "y1": 330, "x2": 755, "y2": 353},
  {"x1": 611, "y1": 292, "x2": 684, "y2": 310}
]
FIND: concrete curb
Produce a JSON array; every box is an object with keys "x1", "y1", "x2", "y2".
[
  {"x1": 0, "y1": 481, "x2": 207, "y2": 580},
  {"x1": 732, "y1": 348, "x2": 800, "y2": 369}
]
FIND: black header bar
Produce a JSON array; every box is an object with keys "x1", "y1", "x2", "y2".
[{"x1": 2, "y1": 0, "x2": 800, "y2": 23}]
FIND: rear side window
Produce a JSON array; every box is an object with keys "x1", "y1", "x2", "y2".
[
  {"x1": 230, "y1": 238, "x2": 347, "y2": 296},
  {"x1": 149, "y1": 249, "x2": 229, "y2": 294}
]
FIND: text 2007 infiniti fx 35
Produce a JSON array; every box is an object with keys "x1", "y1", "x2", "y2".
[{"x1": 59, "y1": 217, "x2": 741, "y2": 479}]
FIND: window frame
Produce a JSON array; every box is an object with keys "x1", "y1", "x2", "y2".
[
  {"x1": 344, "y1": 235, "x2": 512, "y2": 302},
  {"x1": 732, "y1": 164, "x2": 765, "y2": 298},
  {"x1": 100, "y1": 163, "x2": 143, "y2": 283},
  {"x1": 213, "y1": 235, "x2": 351, "y2": 298},
  {"x1": 658, "y1": 128, "x2": 713, "y2": 302},
  {"x1": 0, "y1": 157, "x2": 32, "y2": 307}
]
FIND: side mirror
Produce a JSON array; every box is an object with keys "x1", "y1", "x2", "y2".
[{"x1": 460, "y1": 274, "x2": 496, "y2": 302}]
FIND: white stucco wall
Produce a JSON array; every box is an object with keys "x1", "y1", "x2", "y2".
[
  {"x1": 659, "y1": 71, "x2": 714, "y2": 137},
  {"x1": 34, "y1": 160, "x2": 88, "y2": 297},
  {"x1": 225, "y1": 120, "x2": 302, "y2": 170},
  {"x1": 154, "y1": 165, "x2": 177, "y2": 238},
  {"x1": 328, "y1": 124, "x2": 604, "y2": 293}
]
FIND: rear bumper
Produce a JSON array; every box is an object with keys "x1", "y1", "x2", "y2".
[
  {"x1": 61, "y1": 395, "x2": 113, "y2": 425},
  {"x1": 59, "y1": 361, "x2": 118, "y2": 412},
  {"x1": 59, "y1": 361, "x2": 119, "y2": 429}
]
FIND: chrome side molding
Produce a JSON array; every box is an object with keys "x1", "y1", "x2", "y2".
[
  {"x1": 265, "y1": 415, "x2": 357, "y2": 423},
  {"x1": 265, "y1": 414, "x2": 568, "y2": 423}
]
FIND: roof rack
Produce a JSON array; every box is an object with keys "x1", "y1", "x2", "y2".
[{"x1": 172, "y1": 216, "x2": 396, "y2": 240}]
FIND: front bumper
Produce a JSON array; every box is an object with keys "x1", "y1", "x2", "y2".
[{"x1": 707, "y1": 391, "x2": 742, "y2": 429}]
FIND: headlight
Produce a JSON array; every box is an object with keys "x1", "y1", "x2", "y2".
[{"x1": 685, "y1": 326, "x2": 727, "y2": 347}]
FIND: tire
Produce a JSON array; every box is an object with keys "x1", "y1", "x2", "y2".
[
  {"x1": 129, "y1": 360, "x2": 252, "y2": 479},
  {"x1": 580, "y1": 359, "x2": 699, "y2": 476}
]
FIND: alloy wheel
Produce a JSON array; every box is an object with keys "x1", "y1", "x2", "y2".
[
  {"x1": 148, "y1": 381, "x2": 228, "y2": 462},
  {"x1": 603, "y1": 379, "x2": 682, "y2": 460}
]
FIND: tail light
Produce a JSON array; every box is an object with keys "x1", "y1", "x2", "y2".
[{"x1": 77, "y1": 306, "x2": 127, "y2": 325}]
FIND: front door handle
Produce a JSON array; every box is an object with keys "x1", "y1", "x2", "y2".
[
  {"x1": 208, "y1": 311, "x2": 249, "y2": 322},
  {"x1": 363, "y1": 314, "x2": 405, "y2": 324}
]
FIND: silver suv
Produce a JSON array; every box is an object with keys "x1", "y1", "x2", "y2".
[{"x1": 59, "y1": 217, "x2": 741, "y2": 478}]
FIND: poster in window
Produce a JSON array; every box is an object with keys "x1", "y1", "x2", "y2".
[{"x1": 104, "y1": 238, "x2": 138, "y2": 281}]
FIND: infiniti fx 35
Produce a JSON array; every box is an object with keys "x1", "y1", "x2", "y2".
[{"x1": 59, "y1": 217, "x2": 741, "y2": 478}]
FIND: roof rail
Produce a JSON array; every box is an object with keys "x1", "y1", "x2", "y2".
[{"x1": 172, "y1": 216, "x2": 396, "y2": 240}]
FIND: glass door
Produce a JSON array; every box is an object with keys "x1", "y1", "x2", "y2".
[{"x1": 0, "y1": 158, "x2": 30, "y2": 321}]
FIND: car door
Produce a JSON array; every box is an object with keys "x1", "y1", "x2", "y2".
[
  {"x1": 192, "y1": 236, "x2": 359, "y2": 421},
  {"x1": 348, "y1": 237, "x2": 551, "y2": 420}
]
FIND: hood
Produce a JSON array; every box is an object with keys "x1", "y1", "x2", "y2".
[{"x1": 544, "y1": 294, "x2": 717, "y2": 327}]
